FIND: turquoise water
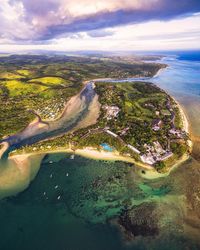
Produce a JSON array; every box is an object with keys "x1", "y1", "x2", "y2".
[
  {"x1": 0, "y1": 154, "x2": 147, "y2": 250},
  {"x1": 100, "y1": 143, "x2": 114, "y2": 152},
  {"x1": 152, "y1": 56, "x2": 200, "y2": 98},
  {"x1": 0, "y1": 51, "x2": 200, "y2": 249},
  {"x1": 0, "y1": 153, "x2": 198, "y2": 250}
]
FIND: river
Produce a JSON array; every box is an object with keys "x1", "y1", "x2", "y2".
[
  {"x1": 0, "y1": 51, "x2": 200, "y2": 250},
  {"x1": 0, "y1": 82, "x2": 96, "y2": 158}
]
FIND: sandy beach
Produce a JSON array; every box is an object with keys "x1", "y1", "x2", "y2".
[
  {"x1": 176, "y1": 100, "x2": 189, "y2": 134},
  {"x1": 10, "y1": 146, "x2": 154, "y2": 170},
  {"x1": 0, "y1": 146, "x2": 155, "y2": 200},
  {"x1": 172, "y1": 97, "x2": 193, "y2": 150},
  {"x1": 0, "y1": 142, "x2": 9, "y2": 159},
  {"x1": 0, "y1": 71, "x2": 193, "y2": 198},
  {"x1": 153, "y1": 66, "x2": 168, "y2": 78},
  {"x1": 1, "y1": 92, "x2": 191, "y2": 173},
  {"x1": 0, "y1": 153, "x2": 44, "y2": 200},
  {"x1": 73, "y1": 147, "x2": 154, "y2": 169}
]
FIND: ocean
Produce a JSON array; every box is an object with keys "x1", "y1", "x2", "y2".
[{"x1": 0, "y1": 51, "x2": 200, "y2": 250}]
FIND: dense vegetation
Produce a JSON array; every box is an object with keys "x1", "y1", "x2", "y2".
[
  {"x1": 14, "y1": 81, "x2": 188, "y2": 171},
  {"x1": 95, "y1": 82, "x2": 172, "y2": 151},
  {"x1": 1, "y1": 54, "x2": 188, "y2": 171},
  {"x1": 0, "y1": 54, "x2": 164, "y2": 139}
]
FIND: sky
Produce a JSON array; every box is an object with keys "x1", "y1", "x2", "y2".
[{"x1": 0, "y1": 0, "x2": 200, "y2": 52}]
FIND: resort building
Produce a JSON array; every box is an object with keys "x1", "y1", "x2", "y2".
[
  {"x1": 169, "y1": 128, "x2": 185, "y2": 138},
  {"x1": 105, "y1": 129, "x2": 118, "y2": 138},
  {"x1": 152, "y1": 119, "x2": 162, "y2": 131},
  {"x1": 127, "y1": 144, "x2": 141, "y2": 155},
  {"x1": 104, "y1": 105, "x2": 120, "y2": 120},
  {"x1": 141, "y1": 141, "x2": 173, "y2": 165}
]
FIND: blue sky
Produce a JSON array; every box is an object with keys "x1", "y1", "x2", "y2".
[{"x1": 0, "y1": 0, "x2": 200, "y2": 51}]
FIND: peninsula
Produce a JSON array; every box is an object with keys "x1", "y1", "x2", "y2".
[{"x1": 0, "y1": 54, "x2": 191, "y2": 173}]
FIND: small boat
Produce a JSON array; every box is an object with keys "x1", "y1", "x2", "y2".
[
  {"x1": 70, "y1": 155, "x2": 75, "y2": 160},
  {"x1": 66, "y1": 173, "x2": 69, "y2": 177},
  {"x1": 57, "y1": 196, "x2": 61, "y2": 200},
  {"x1": 43, "y1": 192, "x2": 46, "y2": 196},
  {"x1": 50, "y1": 174, "x2": 53, "y2": 178},
  {"x1": 49, "y1": 161, "x2": 53, "y2": 164},
  {"x1": 55, "y1": 185, "x2": 58, "y2": 189}
]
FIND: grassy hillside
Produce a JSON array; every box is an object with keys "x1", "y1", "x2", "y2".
[{"x1": 0, "y1": 54, "x2": 164, "y2": 139}]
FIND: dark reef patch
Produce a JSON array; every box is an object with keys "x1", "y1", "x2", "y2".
[{"x1": 118, "y1": 202, "x2": 159, "y2": 238}]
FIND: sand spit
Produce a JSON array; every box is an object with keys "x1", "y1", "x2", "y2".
[
  {"x1": 0, "y1": 154, "x2": 44, "y2": 200},
  {"x1": 0, "y1": 142, "x2": 9, "y2": 159}
]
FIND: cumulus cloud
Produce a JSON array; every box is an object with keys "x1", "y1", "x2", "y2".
[
  {"x1": 0, "y1": 0, "x2": 35, "y2": 42},
  {"x1": 0, "y1": 0, "x2": 200, "y2": 43}
]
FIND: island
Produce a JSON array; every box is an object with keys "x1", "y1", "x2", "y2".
[{"x1": 0, "y1": 54, "x2": 191, "y2": 173}]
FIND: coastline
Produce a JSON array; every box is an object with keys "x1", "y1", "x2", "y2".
[
  {"x1": 0, "y1": 145, "x2": 157, "y2": 200},
  {"x1": 172, "y1": 97, "x2": 193, "y2": 149},
  {"x1": 153, "y1": 66, "x2": 168, "y2": 78},
  {"x1": 0, "y1": 153, "x2": 44, "y2": 200},
  {"x1": 0, "y1": 66, "x2": 193, "y2": 199},
  {"x1": 0, "y1": 65, "x2": 193, "y2": 191},
  {"x1": 11, "y1": 86, "x2": 191, "y2": 165},
  {"x1": 1, "y1": 74, "x2": 192, "y2": 171},
  {"x1": 10, "y1": 146, "x2": 154, "y2": 171},
  {"x1": 0, "y1": 142, "x2": 9, "y2": 159},
  {"x1": 175, "y1": 99, "x2": 189, "y2": 134}
]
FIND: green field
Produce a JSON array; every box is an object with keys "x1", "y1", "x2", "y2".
[
  {"x1": 14, "y1": 80, "x2": 188, "y2": 172},
  {"x1": 0, "y1": 54, "x2": 164, "y2": 139}
]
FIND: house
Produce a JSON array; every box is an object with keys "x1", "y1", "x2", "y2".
[
  {"x1": 120, "y1": 127, "x2": 129, "y2": 136},
  {"x1": 127, "y1": 144, "x2": 141, "y2": 155},
  {"x1": 169, "y1": 128, "x2": 184, "y2": 138},
  {"x1": 104, "y1": 105, "x2": 120, "y2": 120},
  {"x1": 152, "y1": 119, "x2": 162, "y2": 131},
  {"x1": 141, "y1": 141, "x2": 173, "y2": 165},
  {"x1": 105, "y1": 129, "x2": 118, "y2": 138},
  {"x1": 140, "y1": 154, "x2": 156, "y2": 165},
  {"x1": 153, "y1": 141, "x2": 165, "y2": 154}
]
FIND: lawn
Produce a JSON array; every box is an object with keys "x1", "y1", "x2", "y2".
[
  {"x1": 5, "y1": 80, "x2": 48, "y2": 97},
  {"x1": 28, "y1": 76, "x2": 72, "y2": 86}
]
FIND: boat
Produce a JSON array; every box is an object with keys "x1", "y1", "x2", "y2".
[{"x1": 70, "y1": 154, "x2": 75, "y2": 160}]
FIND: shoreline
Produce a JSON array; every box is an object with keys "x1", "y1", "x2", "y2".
[
  {"x1": 0, "y1": 142, "x2": 9, "y2": 159},
  {"x1": 0, "y1": 67, "x2": 194, "y2": 199},
  {"x1": 10, "y1": 146, "x2": 154, "y2": 171},
  {"x1": 0, "y1": 153, "x2": 44, "y2": 200},
  {"x1": 172, "y1": 96, "x2": 193, "y2": 149},
  {"x1": 153, "y1": 66, "x2": 168, "y2": 78},
  {"x1": 0, "y1": 64, "x2": 192, "y2": 171},
  {"x1": 9, "y1": 95, "x2": 192, "y2": 174},
  {"x1": 1, "y1": 76, "x2": 192, "y2": 172}
]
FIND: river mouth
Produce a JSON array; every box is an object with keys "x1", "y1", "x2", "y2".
[{"x1": 0, "y1": 82, "x2": 97, "y2": 157}]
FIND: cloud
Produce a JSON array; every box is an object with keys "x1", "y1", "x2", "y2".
[
  {"x1": 0, "y1": 0, "x2": 35, "y2": 41},
  {"x1": 137, "y1": 30, "x2": 200, "y2": 40},
  {"x1": 87, "y1": 29, "x2": 114, "y2": 37},
  {"x1": 0, "y1": 0, "x2": 200, "y2": 43}
]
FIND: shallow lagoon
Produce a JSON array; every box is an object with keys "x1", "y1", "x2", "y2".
[{"x1": 1, "y1": 152, "x2": 200, "y2": 250}]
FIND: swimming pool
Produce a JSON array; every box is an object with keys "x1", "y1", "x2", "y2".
[{"x1": 100, "y1": 143, "x2": 114, "y2": 152}]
